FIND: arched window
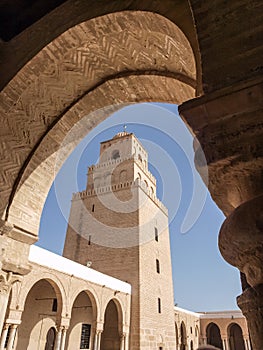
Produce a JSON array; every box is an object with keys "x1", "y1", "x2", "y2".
[
  {"x1": 190, "y1": 340, "x2": 193, "y2": 350},
  {"x1": 144, "y1": 180, "x2": 148, "y2": 188},
  {"x1": 206, "y1": 322, "x2": 223, "y2": 349},
  {"x1": 112, "y1": 150, "x2": 120, "y2": 160},
  {"x1": 228, "y1": 323, "x2": 245, "y2": 350},
  {"x1": 137, "y1": 172, "x2": 141, "y2": 180},
  {"x1": 138, "y1": 154, "x2": 142, "y2": 162}
]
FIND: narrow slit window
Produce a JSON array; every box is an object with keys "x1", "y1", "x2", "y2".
[
  {"x1": 158, "y1": 298, "x2": 161, "y2": 313},
  {"x1": 155, "y1": 227, "x2": 158, "y2": 242},
  {"x1": 88, "y1": 235, "x2": 91, "y2": 245},
  {"x1": 92, "y1": 204, "x2": 95, "y2": 212},
  {"x1": 156, "y1": 259, "x2": 160, "y2": 274}
]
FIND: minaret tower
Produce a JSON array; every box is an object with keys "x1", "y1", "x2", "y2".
[{"x1": 63, "y1": 131, "x2": 176, "y2": 349}]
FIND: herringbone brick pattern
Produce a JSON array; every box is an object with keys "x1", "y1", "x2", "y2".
[{"x1": 0, "y1": 11, "x2": 196, "y2": 234}]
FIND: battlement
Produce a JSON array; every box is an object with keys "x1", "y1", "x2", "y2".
[{"x1": 72, "y1": 179, "x2": 167, "y2": 215}]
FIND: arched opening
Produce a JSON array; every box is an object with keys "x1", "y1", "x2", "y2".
[
  {"x1": 228, "y1": 323, "x2": 245, "y2": 350},
  {"x1": 44, "y1": 327, "x2": 56, "y2": 350},
  {"x1": 180, "y1": 321, "x2": 187, "y2": 350},
  {"x1": 3, "y1": 10, "x2": 196, "y2": 238},
  {"x1": 190, "y1": 340, "x2": 193, "y2": 350},
  {"x1": 16, "y1": 279, "x2": 61, "y2": 350},
  {"x1": 66, "y1": 291, "x2": 97, "y2": 350},
  {"x1": 101, "y1": 300, "x2": 121, "y2": 350},
  {"x1": 206, "y1": 323, "x2": 223, "y2": 349}
]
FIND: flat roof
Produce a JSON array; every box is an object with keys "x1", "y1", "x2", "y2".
[{"x1": 30, "y1": 245, "x2": 131, "y2": 294}]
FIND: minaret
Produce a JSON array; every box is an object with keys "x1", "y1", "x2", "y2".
[{"x1": 63, "y1": 131, "x2": 176, "y2": 349}]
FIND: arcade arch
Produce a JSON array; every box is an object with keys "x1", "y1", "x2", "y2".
[{"x1": 206, "y1": 322, "x2": 223, "y2": 349}]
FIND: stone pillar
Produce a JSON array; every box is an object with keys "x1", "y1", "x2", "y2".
[
  {"x1": 6, "y1": 324, "x2": 17, "y2": 350},
  {"x1": 60, "y1": 327, "x2": 67, "y2": 350},
  {"x1": 222, "y1": 336, "x2": 229, "y2": 350},
  {"x1": 120, "y1": 334, "x2": 125, "y2": 350},
  {"x1": 0, "y1": 324, "x2": 9, "y2": 350},
  {"x1": 244, "y1": 337, "x2": 252, "y2": 350},
  {"x1": 219, "y1": 196, "x2": 263, "y2": 350},
  {"x1": 54, "y1": 327, "x2": 63, "y2": 350},
  {"x1": 179, "y1": 79, "x2": 263, "y2": 349},
  {"x1": 237, "y1": 284, "x2": 263, "y2": 350},
  {"x1": 124, "y1": 333, "x2": 129, "y2": 350},
  {"x1": 96, "y1": 331, "x2": 102, "y2": 350}
]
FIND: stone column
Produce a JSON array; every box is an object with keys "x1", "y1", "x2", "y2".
[
  {"x1": 54, "y1": 327, "x2": 63, "y2": 350},
  {"x1": 120, "y1": 334, "x2": 125, "y2": 350},
  {"x1": 6, "y1": 324, "x2": 17, "y2": 350},
  {"x1": 221, "y1": 336, "x2": 229, "y2": 350},
  {"x1": 60, "y1": 327, "x2": 67, "y2": 350},
  {"x1": 96, "y1": 331, "x2": 102, "y2": 350},
  {"x1": 179, "y1": 79, "x2": 263, "y2": 349},
  {"x1": 244, "y1": 337, "x2": 252, "y2": 350},
  {"x1": 0, "y1": 324, "x2": 9, "y2": 350},
  {"x1": 237, "y1": 284, "x2": 263, "y2": 350},
  {"x1": 219, "y1": 196, "x2": 263, "y2": 350},
  {"x1": 124, "y1": 333, "x2": 129, "y2": 350}
]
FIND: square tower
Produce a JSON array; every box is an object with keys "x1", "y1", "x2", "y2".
[{"x1": 63, "y1": 132, "x2": 176, "y2": 349}]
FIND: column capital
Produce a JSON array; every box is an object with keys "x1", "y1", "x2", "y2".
[
  {"x1": 0, "y1": 272, "x2": 17, "y2": 295},
  {"x1": 95, "y1": 321, "x2": 104, "y2": 332}
]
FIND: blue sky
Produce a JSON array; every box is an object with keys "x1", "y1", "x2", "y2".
[{"x1": 37, "y1": 102, "x2": 241, "y2": 312}]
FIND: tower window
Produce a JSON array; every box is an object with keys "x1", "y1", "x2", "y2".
[
  {"x1": 156, "y1": 259, "x2": 160, "y2": 273},
  {"x1": 158, "y1": 298, "x2": 161, "y2": 313},
  {"x1": 155, "y1": 227, "x2": 158, "y2": 242},
  {"x1": 80, "y1": 324, "x2": 91, "y2": 349},
  {"x1": 112, "y1": 150, "x2": 120, "y2": 160},
  {"x1": 92, "y1": 204, "x2": 95, "y2": 212},
  {"x1": 88, "y1": 235, "x2": 91, "y2": 245}
]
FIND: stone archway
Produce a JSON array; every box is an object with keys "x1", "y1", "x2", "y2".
[
  {"x1": 66, "y1": 291, "x2": 97, "y2": 350},
  {"x1": 206, "y1": 322, "x2": 223, "y2": 350},
  {"x1": 228, "y1": 323, "x2": 246, "y2": 350},
  {"x1": 16, "y1": 279, "x2": 62, "y2": 350},
  {"x1": 101, "y1": 299, "x2": 123, "y2": 350},
  {"x1": 0, "y1": 11, "x2": 196, "y2": 240},
  {"x1": 180, "y1": 321, "x2": 187, "y2": 350}
]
